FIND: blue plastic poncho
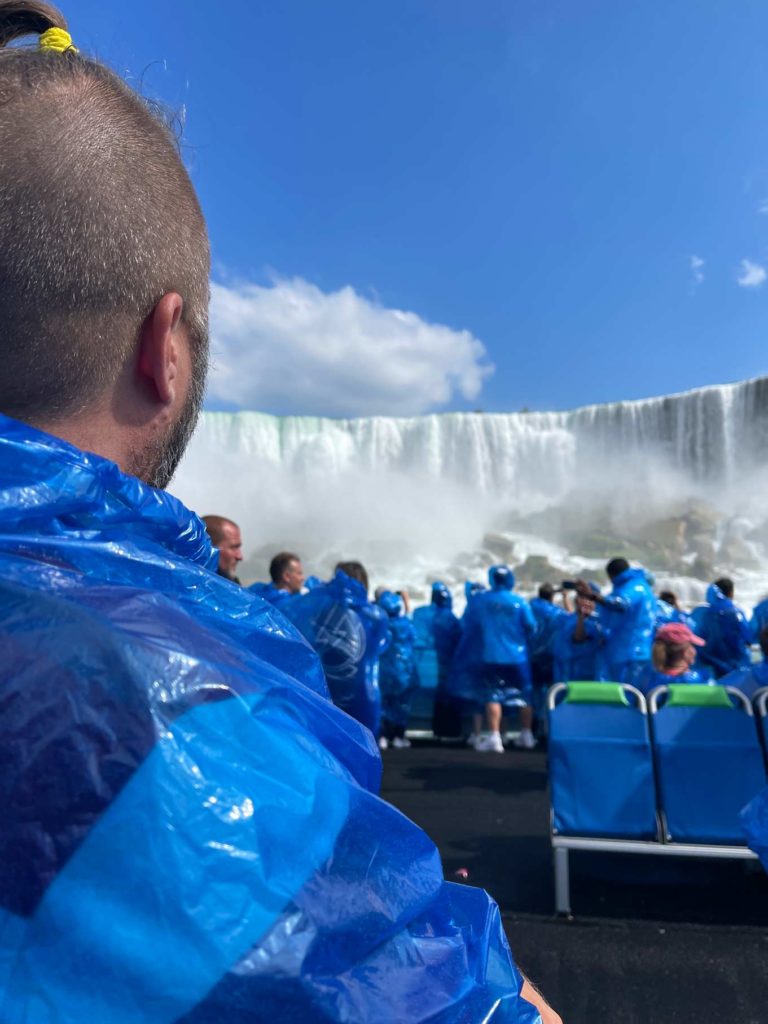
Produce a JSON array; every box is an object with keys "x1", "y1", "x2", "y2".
[
  {"x1": 0, "y1": 416, "x2": 540, "y2": 1023},
  {"x1": 597, "y1": 567, "x2": 656, "y2": 680},
  {"x1": 413, "y1": 584, "x2": 464, "y2": 736},
  {"x1": 248, "y1": 581, "x2": 295, "y2": 607},
  {"x1": 654, "y1": 598, "x2": 694, "y2": 630},
  {"x1": 429, "y1": 583, "x2": 463, "y2": 674},
  {"x1": 413, "y1": 586, "x2": 462, "y2": 681},
  {"x1": 283, "y1": 569, "x2": 389, "y2": 737},
  {"x1": 377, "y1": 592, "x2": 418, "y2": 730},
  {"x1": 720, "y1": 661, "x2": 768, "y2": 700},
  {"x1": 697, "y1": 583, "x2": 752, "y2": 678},
  {"x1": 467, "y1": 568, "x2": 536, "y2": 666},
  {"x1": 551, "y1": 610, "x2": 605, "y2": 683},
  {"x1": 529, "y1": 597, "x2": 562, "y2": 661},
  {"x1": 412, "y1": 604, "x2": 439, "y2": 690},
  {"x1": 446, "y1": 583, "x2": 486, "y2": 704},
  {"x1": 635, "y1": 665, "x2": 710, "y2": 696}
]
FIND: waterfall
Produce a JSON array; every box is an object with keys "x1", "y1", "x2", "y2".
[{"x1": 170, "y1": 377, "x2": 768, "y2": 605}]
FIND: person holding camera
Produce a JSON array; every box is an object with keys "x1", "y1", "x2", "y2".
[
  {"x1": 551, "y1": 582, "x2": 606, "y2": 682},
  {"x1": 575, "y1": 558, "x2": 656, "y2": 686}
]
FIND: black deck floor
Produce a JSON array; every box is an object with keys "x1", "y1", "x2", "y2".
[{"x1": 380, "y1": 741, "x2": 768, "y2": 1024}]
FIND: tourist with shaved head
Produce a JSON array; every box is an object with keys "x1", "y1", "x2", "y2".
[{"x1": 0, "y1": 4, "x2": 558, "y2": 1021}]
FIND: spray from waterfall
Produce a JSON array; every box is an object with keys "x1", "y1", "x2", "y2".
[{"x1": 169, "y1": 377, "x2": 768, "y2": 608}]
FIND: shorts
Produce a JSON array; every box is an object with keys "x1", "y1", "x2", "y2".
[{"x1": 481, "y1": 662, "x2": 533, "y2": 706}]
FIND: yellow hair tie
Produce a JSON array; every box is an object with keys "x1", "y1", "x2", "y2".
[{"x1": 38, "y1": 27, "x2": 78, "y2": 54}]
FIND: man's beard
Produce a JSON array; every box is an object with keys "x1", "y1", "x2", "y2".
[{"x1": 132, "y1": 342, "x2": 208, "y2": 491}]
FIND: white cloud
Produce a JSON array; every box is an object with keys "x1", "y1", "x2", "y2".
[
  {"x1": 737, "y1": 259, "x2": 767, "y2": 288},
  {"x1": 207, "y1": 277, "x2": 494, "y2": 416},
  {"x1": 758, "y1": 199, "x2": 768, "y2": 214},
  {"x1": 689, "y1": 254, "x2": 705, "y2": 288}
]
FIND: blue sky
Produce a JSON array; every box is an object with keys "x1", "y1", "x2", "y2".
[{"x1": 62, "y1": 0, "x2": 768, "y2": 416}]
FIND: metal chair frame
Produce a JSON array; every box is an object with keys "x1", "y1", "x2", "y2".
[{"x1": 548, "y1": 682, "x2": 759, "y2": 916}]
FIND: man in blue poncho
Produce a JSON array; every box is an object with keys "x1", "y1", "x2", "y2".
[
  {"x1": 576, "y1": 558, "x2": 656, "y2": 686},
  {"x1": 413, "y1": 582, "x2": 464, "y2": 737},
  {"x1": 465, "y1": 566, "x2": 537, "y2": 751},
  {"x1": 0, "y1": 4, "x2": 557, "y2": 1021},
  {"x1": 376, "y1": 590, "x2": 418, "y2": 748},
  {"x1": 451, "y1": 581, "x2": 488, "y2": 746},
  {"x1": 250, "y1": 551, "x2": 305, "y2": 607},
  {"x1": 283, "y1": 561, "x2": 390, "y2": 737},
  {"x1": 528, "y1": 583, "x2": 564, "y2": 718},
  {"x1": 696, "y1": 578, "x2": 752, "y2": 678}
]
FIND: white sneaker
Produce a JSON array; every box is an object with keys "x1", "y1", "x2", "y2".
[
  {"x1": 466, "y1": 733, "x2": 481, "y2": 749},
  {"x1": 392, "y1": 737, "x2": 412, "y2": 749},
  {"x1": 475, "y1": 731, "x2": 505, "y2": 753},
  {"x1": 378, "y1": 736, "x2": 389, "y2": 750},
  {"x1": 513, "y1": 729, "x2": 537, "y2": 750}
]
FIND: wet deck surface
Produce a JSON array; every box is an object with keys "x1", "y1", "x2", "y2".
[{"x1": 381, "y1": 741, "x2": 768, "y2": 1024}]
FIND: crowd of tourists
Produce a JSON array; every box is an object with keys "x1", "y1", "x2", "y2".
[{"x1": 204, "y1": 520, "x2": 767, "y2": 756}]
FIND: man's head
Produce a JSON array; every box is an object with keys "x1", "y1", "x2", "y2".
[
  {"x1": 431, "y1": 581, "x2": 452, "y2": 609},
  {"x1": 538, "y1": 582, "x2": 555, "y2": 602},
  {"x1": 202, "y1": 516, "x2": 242, "y2": 581},
  {"x1": 659, "y1": 590, "x2": 678, "y2": 608},
  {"x1": 606, "y1": 557, "x2": 630, "y2": 582},
  {"x1": 269, "y1": 552, "x2": 305, "y2": 594},
  {"x1": 0, "y1": 1, "x2": 210, "y2": 488},
  {"x1": 714, "y1": 577, "x2": 734, "y2": 600},
  {"x1": 489, "y1": 564, "x2": 514, "y2": 590}
]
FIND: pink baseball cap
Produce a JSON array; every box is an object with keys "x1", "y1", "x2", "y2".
[{"x1": 655, "y1": 622, "x2": 705, "y2": 646}]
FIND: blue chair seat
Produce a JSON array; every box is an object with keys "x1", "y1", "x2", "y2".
[
  {"x1": 650, "y1": 685, "x2": 766, "y2": 844},
  {"x1": 549, "y1": 682, "x2": 657, "y2": 840}
]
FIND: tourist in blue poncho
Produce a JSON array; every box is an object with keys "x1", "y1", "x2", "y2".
[
  {"x1": 0, "y1": 7, "x2": 559, "y2": 1018},
  {"x1": 654, "y1": 589, "x2": 694, "y2": 629},
  {"x1": 249, "y1": 551, "x2": 305, "y2": 607},
  {"x1": 283, "y1": 562, "x2": 389, "y2": 737},
  {"x1": 551, "y1": 587, "x2": 606, "y2": 683},
  {"x1": 377, "y1": 590, "x2": 418, "y2": 748},
  {"x1": 465, "y1": 565, "x2": 537, "y2": 751},
  {"x1": 413, "y1": 582, "x2": 464, "y2": 737},
  {"x1": 0, "y1": 414, "x2": 549, "y2": 1022},
  {"x1": 450, "y1": 581, "x2": 488, "y2": 744},
  {"x1": 529, "y1": 583, "x2": 564, "y2": 690},
  {"x1": 697, "y1": 578, "x2": 752, "y2": 678},
  {"x1": 720, "y1": 625, "x2": 768, "y2": 699},
  {"x1": 636, "y1": 622, "x2": 710, "y2": 695},
  {"x1": 576, "y1": 558, "x2": 656, "y2": 686}
]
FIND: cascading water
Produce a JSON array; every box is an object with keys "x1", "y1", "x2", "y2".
[{"x1": 170, "y1": 376, "x2": 768, "y2": 608}]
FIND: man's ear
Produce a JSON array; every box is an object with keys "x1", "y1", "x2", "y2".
[{"x1": 137, "y1": 293, "x2": 185, "y2": 405}]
